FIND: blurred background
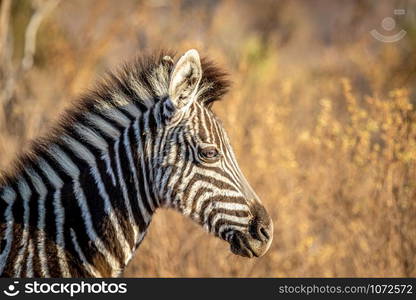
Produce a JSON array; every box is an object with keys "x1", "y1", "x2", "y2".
[{"x1": 1, "y1": 0, "x2": 416, "y2": 277}]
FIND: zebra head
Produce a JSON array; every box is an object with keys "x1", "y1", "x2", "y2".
[{"x1": 154, "y1": 50, "x2": 273, "y2": 258}]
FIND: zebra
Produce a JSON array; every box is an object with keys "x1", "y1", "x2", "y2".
[{"x1": 0, "y1": 49, "x2": 273, "y2": 277}]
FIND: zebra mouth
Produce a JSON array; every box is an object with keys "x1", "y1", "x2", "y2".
[
  {"x1": 229, "y1": 232, "x2": 260, "y2": 258},
  {"x1": 228, "y1": 217, "x2": 273, "y2": 258}
]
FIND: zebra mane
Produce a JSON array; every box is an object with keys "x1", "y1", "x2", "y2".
[
  {"x1": 94, "y1": 50, "x2": 229, "y2": 109},
  {"x1": 0, "y1": 50, "x2": 229, "y2": 185}
]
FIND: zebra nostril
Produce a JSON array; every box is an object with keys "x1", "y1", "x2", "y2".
[
  {"x1": 249, "y1": 221, "x2": 271, "y2": 243},
  {"x1": 260, "y1": 226, "x2": 270, "y2": 241}
]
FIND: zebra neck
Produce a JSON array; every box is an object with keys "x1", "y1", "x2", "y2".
[
  {"x1": 0, "y1": 103, "x2": 163, "y2": 277},
  {"x1": 54, "y1": 106, "x2": 161, "y2": 277}
]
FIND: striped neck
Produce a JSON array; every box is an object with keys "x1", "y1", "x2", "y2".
[{"x1": 0, "y1": 101, "x2": 163, "y2": 277}]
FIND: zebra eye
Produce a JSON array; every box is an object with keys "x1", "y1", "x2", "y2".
[{"x1": 199, "y1": 146, "x2": 220, "y2": 162}]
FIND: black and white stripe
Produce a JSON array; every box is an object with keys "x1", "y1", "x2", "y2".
[{"x1": 0, "y1": 49, "x2": 273, "y2": 277}]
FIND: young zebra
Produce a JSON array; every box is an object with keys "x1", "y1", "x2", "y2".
[{"x1": 0, "y1": 49, "x2": 273, "y2": 277}]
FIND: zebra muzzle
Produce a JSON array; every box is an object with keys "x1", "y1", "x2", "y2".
[{"x1": 229, "y1": 207, "x2": 273, "y2": 258}]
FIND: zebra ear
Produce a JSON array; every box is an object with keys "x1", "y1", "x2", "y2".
[{"x1": 168, "y1": 49, "x2": 202, "y2": 110}]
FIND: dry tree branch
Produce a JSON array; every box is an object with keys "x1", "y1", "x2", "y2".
[
  {"x1": 0, "y1": 0, "x2": 12, "y2": 59},
  {"x1": 0, "y1": 0, "x2": 60, "y2": 105},
  {"x1": 21, "y1": 0, "x2": 61, "y2": 71},
  {"x1": 0, "y1": 0, "x2": 13, "y2": 106}
]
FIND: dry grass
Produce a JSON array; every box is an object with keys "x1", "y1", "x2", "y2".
[{"x1": 1, "y1": 0, "x2": 416, "y2": 277}]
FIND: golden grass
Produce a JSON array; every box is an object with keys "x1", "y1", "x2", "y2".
[{"x1": 1, "y1": 0, "x2": 415, "y2": 277}]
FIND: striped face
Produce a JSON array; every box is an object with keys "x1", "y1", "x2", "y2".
[{"x1": 154, "y1": 50, "x2": 273, "y2": 258}]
